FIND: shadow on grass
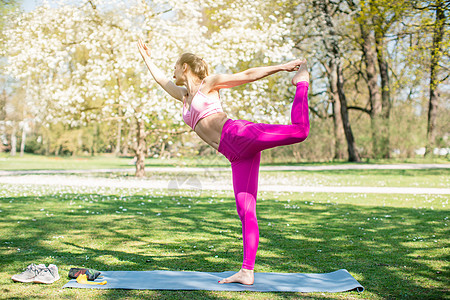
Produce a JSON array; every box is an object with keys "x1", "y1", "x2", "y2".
[{"x1": 0, "y1": 191, "x2": 448, "y2": 299}]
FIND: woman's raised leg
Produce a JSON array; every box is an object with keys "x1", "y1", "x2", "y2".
[{"x1": 229, "y1": 62, "x2": 310, "y2": 159}]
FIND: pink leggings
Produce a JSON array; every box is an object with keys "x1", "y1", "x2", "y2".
[{"x1": 217, "y1": 82, "x2": 310, "y2": 270}]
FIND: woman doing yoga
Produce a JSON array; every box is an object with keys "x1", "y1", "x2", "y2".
[{"x1": 137, "y1": 39, "x2": 310, "y2": 285}]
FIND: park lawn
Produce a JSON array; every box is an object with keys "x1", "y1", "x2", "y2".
[
  {"x1": 0, "y1": 153, "x2": 230, "y2": 170},
  {"x1": 258, "y1": 168, "x2": 450, "y2": 188},
  {"x1": 1, "y1": 153, "x2": 449, "y2": 189},
  {"x1": 110, "y1": 167, "x2": 450, "y2": 189},
  {"x1": 0, "y1": 153, "x2": 134, "y2": 170},
  {"x1": 1, "y1": 153, "x2": 448, "y2": 171},
  {"x1": 0, "y1": 183, "x2": 448, "y2": 299}
]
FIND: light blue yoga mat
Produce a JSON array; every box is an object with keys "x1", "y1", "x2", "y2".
[{"x1": 63, "y1": 269, "x2": 364, "y2": 293}]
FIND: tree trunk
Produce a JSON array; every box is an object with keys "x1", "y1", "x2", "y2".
[
  {"x1": 123, "y1": 124, "x2": 132, "y2": 156},
  {"x1": 20, "y1": 124, "x2": 26, "y2": 156},
  {"x1": 336, "y1": 62, "x2": 361, "y2": 162},
  {"x1": 0, "y1": 90, "x2": 6, "y2": 153},
  {"x1": 134, "y1": 119, "x2": 147, "y2": 177},
  {"x1": 91, "y1": 123, "x2": 100, "y2": 156},
  {"x1": 360, "y1": 23, "x2": 385, "y2": 159},
  {"x1": 114, "y1": 120, "x2": 122, "y2": 156},
  {"x1": 316, "y1": 0, "x2": 361, "y2": 162},
  {"x1": 374, "y1": 29, "x2": 391, "y2": 158},
  {"x1": 114, "y1": 76, "x2": 123, "y2": 156},
  {"x1": 10, "y1": 124, "x2": 17, "y2": 156},
  {"x1": 329, "y1": 61, "x2": 346, "y2": 159},
  {"x1": 76, "y1": 130, "x2": 83, "y2": 156},
  {"x1": 426, "y1": 0, "x2": 445, "y2": 156}
]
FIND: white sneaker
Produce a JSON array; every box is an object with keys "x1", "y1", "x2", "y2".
[
  {"x1": 33, "y1": 264, "x2": 60, "y2": 284},
  {"x1": 11, "y1": 264, "x2": 47, "y2": 283}
]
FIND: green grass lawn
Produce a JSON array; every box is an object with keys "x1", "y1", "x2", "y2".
[
  {"x1": 258, "y1": 169, "x2": 450, "y2": 188},
  {"x1": 0, "y1": 181, "x2": 448, "y2": 299},
  {"x1": 2, "y1": 154, "x2": 449, "y2": 190},
  {"x1": 1, "y1": 153, "x2": 448, "y2": 171},
  {"x1": 0, "y1": 153, "x2": 231, "y2": 170}
]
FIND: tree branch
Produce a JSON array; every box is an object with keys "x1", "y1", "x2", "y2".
[
  {"x1": 347, "y1": 106, "x2": 371, "y2": 114},
  {"x1": 439, "y1": 73, "x2": 450, "y2": 83},
  {"x1": 312, "y1": 90, "x2": 328, "y2": 97},
  {"x1": 309, "y1": 105, "x2": 331, "y2": 119}
]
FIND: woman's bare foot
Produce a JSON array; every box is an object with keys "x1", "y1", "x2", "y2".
[
  {"x1": 218, "y1": 268, "x2": 254, "y2": 285},
  {"x1": 292, "y1": 60, "x2": 309, "y2": 85}
]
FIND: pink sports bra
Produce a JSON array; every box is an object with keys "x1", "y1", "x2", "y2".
[{"x1": 182, "y1": 81, "x2": 224, "y2": 130}]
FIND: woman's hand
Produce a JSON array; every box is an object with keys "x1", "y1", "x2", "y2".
[
  {"x1": 137, "y1": 38, "x2": 151, "y2": 61},
  {"x1": 283, "y1": 59, "x2": 306, "y2": 72}
]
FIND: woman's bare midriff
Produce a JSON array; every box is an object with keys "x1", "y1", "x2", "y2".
[{"x1": 193, "y1": 112, "x2": 229, "y2": 150}]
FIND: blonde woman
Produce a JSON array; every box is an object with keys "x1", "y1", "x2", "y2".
[{"x1": 138, "y1": 39, "x2": 310, "y2": 285}]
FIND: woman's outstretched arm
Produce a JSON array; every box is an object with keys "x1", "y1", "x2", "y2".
[
  {"x1": 205, "y1": 59, "x2": 305, "y2": 91},
  {"x1": 137, "y1": 39, "x2": 186, "y2": 101}
]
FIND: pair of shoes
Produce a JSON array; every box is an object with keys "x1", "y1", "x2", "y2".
[{"x1": 11, "y1": 264, "x2": 60, "y2": 284}]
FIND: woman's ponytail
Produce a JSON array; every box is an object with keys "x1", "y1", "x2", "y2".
[{"x1": 178, "y1": 53, "x2": 210, "y2": 79}]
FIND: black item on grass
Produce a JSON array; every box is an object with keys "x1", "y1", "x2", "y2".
[{"x1": 68, "y1": 268, "x2": 101, "y2": 281}]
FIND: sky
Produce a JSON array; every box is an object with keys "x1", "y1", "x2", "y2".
[
  {"x1": 20, "y1": 0, "x2": 67, "y2": 12},
  {"x1": 21, "y1": 0, "x2": 38, "y2": 12}
]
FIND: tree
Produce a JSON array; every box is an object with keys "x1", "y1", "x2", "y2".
[
  {"x1": 345, "y1": 0, "x2": 410, "y2": 158},
  {"x1": 420, "y1": 0, "x2": 449, "y2": 156},
  {"x1": 398, "y1": 0, "x2": 449, "y2": 157},
  {"x1": 311, "y1": 0, "x2": 361, "y2": 162},
  {"x1": 202, "y1": 0, "x2": 299, "y2": 124},
  {"x1": 3, "y1": 0, "x2": 298, "y2": 174},
  {"x1": 3, "y1": 0, "x2": 193, "y2": 174},
  {"x1": 0, "y1": 0, "x2": 19, "y2": 154}
]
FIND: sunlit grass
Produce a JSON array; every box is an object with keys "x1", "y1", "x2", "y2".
[
  {"x1": 0, "y1": 153, "x2": 133, "y2": 170},
  {"x1": 93, "y1": 167, "x2": 450, "y2": 189},
  {"x1": 259, "y1": 169, "x2": 450, "y2": 188},
  {"x1": 0, "y1": 153, "x2": 230, "y2": 170},
  {"x1": 0, "y1": 183, "x2": 448, "y2": 299},
  {"x1": 1, "y1": 153, "x2": 448, "y2": 171},
  {"x1": 2, "y1": 153, "x2": 448, "y2": 190}
]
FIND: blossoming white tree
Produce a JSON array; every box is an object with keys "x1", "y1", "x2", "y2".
[
  {"x1": 202, "y1": 0, "x2": 298, "y2": 124},
  {"x1": 3, "y1": 0, "x2": 298, "y2": 175}
]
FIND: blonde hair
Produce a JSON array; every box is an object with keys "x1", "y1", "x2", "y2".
[{"x1": 178, "y1": 53, "x2": 210, "y2": 80}]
